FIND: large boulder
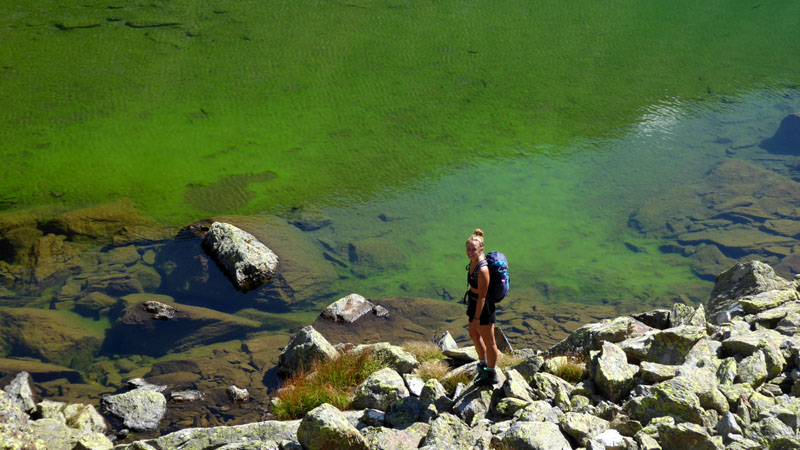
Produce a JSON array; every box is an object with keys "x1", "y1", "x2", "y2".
[
  {"x1": 3, "y1": 371, "x2": 36, "y2": 414},
  {"x1": 624, "y1": 377, "x2": 706, "y2": 425},
  {"x1": 621, "y1": 325, "x2": 707, "y2": 365},
  {"x1": 548, "y1": 316, "x2": 653, "y2": 355},
  {"x1": 101, "y1": 388, "x2": 167, "y2": 431},
  {"x1": 657, "y1": 422, "x2": 722, "y2": 450},
  {"x1": 101, "y1": 294, "x2": 260, "y2": 356},
  {"x1": 113, "y1": 419, "x2": 301, "y2": 449},
  {"x1": 419, "y1": 413, "x2": 473, "y2": 450},
  {"x1": 351, "y1": 368, "x2": 409, "y2": 411},
  {"x1": 419, "y1": 378, "x2": 453, "y2": 422},
  {"x1": 592, "y1": 341, "x2": 638, "y2": 403},
  {"x1": 296, "y1": 403, "x2": 368, "y2": 450},
  {"x1": 360, "y1": 425, "x2": 427, "y2": 450},
  {"x1": 706, "y1": 261, "x2": 795, "y2": 325},
  {"x1": 351, "y1": 342, "x2": 419, "y2": 374},
  {"x1": 559, "y1": 412, "x2": 610, "y2": 447},
  {"x1": 490, "y1": 421, "x2": 572, "y2": 450},
  {"x1": 201, "y1": 221, "x2": 279, "y2": 291},
  {"x1": 278, "y1": 325, "x2": 339, "y2": 377}
]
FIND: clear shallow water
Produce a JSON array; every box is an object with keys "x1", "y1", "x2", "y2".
[{"x1": 1, "y1": 0, "x2": 799, "y2": 394}]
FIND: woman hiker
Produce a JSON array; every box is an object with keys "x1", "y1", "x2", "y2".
[{"x1": 465, "y1": 228, "x2": 499, "y2": 385}]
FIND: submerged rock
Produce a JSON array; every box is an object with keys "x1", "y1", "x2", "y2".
[
  {"x1": 102, "y1": 293, "x2": 260, "y2": 356},
  {"x1": 321, "y1": 293, "x2": 377, "y2": 323},
  {"x1": 201, "y1": 221, "x2": 279, "y2": 291},
  {"x1": 761, "y1": 112, "x2": 800, "y2": 155}
]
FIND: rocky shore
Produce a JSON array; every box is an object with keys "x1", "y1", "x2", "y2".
[{"x1": 3, "y1": 260, "x2": 800, "y2": 449}]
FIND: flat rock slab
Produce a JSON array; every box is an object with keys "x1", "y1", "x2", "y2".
[
  {"x1": 101, "y1": 388, "x2": 167, "y2": 431},
  {"x1": 201, "y1": 221, "x2": 279, "y2": 291}
]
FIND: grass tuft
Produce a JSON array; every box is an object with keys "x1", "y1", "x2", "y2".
[
  {"x1": 402, "y1": 340, "x2": 445, "y2": 363},
  {"x1": 271, "y1": 350, "x2": 388, "y2": 420},
  {"x1": 546, "y1": 354, "x2": 589, "y2": 383}
]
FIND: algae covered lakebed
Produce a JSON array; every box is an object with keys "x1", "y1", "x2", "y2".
[{"x1": 1, "y1": 0, "x2": 800, "y2": 423}]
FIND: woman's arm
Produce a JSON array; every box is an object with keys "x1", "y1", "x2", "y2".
[{"x1": 473, "y1": 265, "x2": 491, "y2": 321}]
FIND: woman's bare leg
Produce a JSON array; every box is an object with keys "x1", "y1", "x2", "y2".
[
  {"x1": 478, "y1": 324, "x2": 498, "y2": 368},
  {"x1": 469, "y1": 320, "x2": 486, "y2": 360}
]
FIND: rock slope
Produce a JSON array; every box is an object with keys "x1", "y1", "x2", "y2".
[{"x1": 3, "y1": 260, "x2": 800, "y2": 449}]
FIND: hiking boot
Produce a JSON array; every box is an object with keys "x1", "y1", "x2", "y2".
[
  {"x1": 473, "y1": 362, "x2": 487, "y2": 382},
  {"x1": 475, "y1": 368, "x2": 498, "y2": 386}
]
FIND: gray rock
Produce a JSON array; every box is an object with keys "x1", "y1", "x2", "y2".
[
  {"x1": 419, "y1": 413, "x2": 473, "y2": 450},
  {"x1": 3, "y1": 371, "x2": 36, "y2": 414},
  {"x1": 706, "y1": 261, "x2": 794, "y2": 325},
  {"x1": 296, "y1": 403, "x2": 368, "y2": 450},
  {"x1": 418, "y1": 378, "x2": 453, "y2": 423},
  {"x1": 352, "y1": 342, "x2": 418, "y2": 374},
  {"x1": 351, "y1": 368, "x2": 409, "y2": 411},
  {"x1": 559, "y1": 412, "x2": 610, "y2": 447},
  {"x1": 776, "y1": 311, "x2": 800, "y2": 336},
  {"x1": 37, "y1": 400, "x2": 107, "y2": 434},
  {"x1": 201, "y1": 221, "x2": 279, "y2": 291},
  {"x1": 743, "y1": 416, "x2": 794, "y2": 447},
  {"x1": 29, "y1": 418, "x2": 113, "y2": 450},
  {"x1": 127, "y1": 378, "x2": 167, "y2": 392},
  {"x1": 384, "y1": 396, "x2": 420, "y2": 428},
  {"x1": 621, "y1": 326, "x2": 707, "y2": 365},
  {"x1": 769, "y1": 437, "x2": 800, "y2": 450},
  {"x1": 321, "y1": 293, "x2": 376, "y2": 323},
  {"x1": 101, "y1": 388, "x2": 166, "y2": 431},
  {"x1": 495, "y1": 397, "x2": 530, "y2": 417},
  {"x1": 635, "y1": 431, "x2": 662, "y2": 450},
  {"x1": 278, "y1": 325, "x2": 339, "y2": 376},
  {"x1": 717, "y1": 411, "x2": 743, "y2": 441},
  {"x1": 548, "y1": 316, "x2": 653, "y2": 355},
  {"x1": 362, "y1": 409, "x2": 385, "y2": 427},
  {"x1": 639, "y1": 362, "x2": 679, "y2": 383},
  {"x1": 658, "y1": 422, "x2": 722, "y2": 450},
  {"x1": 625, "y1": 377, "x2": 705, "y2": 425},
  {"x1": 403, "y1": 373, "x2": 425, "y2": 397},
  {"x1": 515, "y1": 400, "x2": 561, "y2": 423},
  {"x1": 683, "y1": 338, "x2": 723, "y2": 370},
  {"x1": 452, "y1": 383, "x2": 497, "y2": 426},
  {"x1": 508, "y1": 355, "x2": 545, "y2": 383},
  {"x1": 434, "y1": 330, "x2": 458, "y2": 351},
  {"x1": 736, "y1": 350, "x2": 768, "y2": 387},
  {"x1": 590, "y1": 429, "x2": 629, "y2": 450},
  {"x1": 503, "y1": 368, "x2": 535, "y2": 403},
  {"x1": 115, "y1": 420, "x2": 301, "y2": 450},
  {"x1": 721, "y1": 329, "x2": 786, "y2": 356},
  {"x1": 360, "y1": 425, "x2": 427, "y2": 450},
  {"x1": 631, "y1": 309, "x2": 671, "y2": 330},
  {"x1": 671, "y1": 303, "x2": 697, "y2": 327},
  {"x1": 531, "y1": 372, "x2": 574, "y2": 401},
  {"x1": 739, "y1": 289, "x2": 800, "y2": 314},
  {"x1": 592, "y1": 341, "x2": 638, "y2": 403},
  {"x1": 170, "y1": 390, "x2": 205, "y2": 403},
  {"x1": 226, "y1": 385, "x2": 250, "y2": 403},
  {"x1": 490, "y1": 421, "x2": 572, "y2": 450},
  {"x1": 142, "y1": 300, "x2": 176, "y2": 320},
  {"x1": 442, "y1": 346, "x2": 479, "y2": 362}
]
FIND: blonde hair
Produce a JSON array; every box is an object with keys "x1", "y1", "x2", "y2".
[{"x1": 466, "y1": 228, "x2": 484, "y2": 250}]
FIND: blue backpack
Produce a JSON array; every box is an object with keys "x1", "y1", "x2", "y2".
[{"x1": 485, "y1": 251, "x2": 510, "y2": 302}]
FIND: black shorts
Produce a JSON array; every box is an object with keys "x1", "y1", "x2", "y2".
[{"x1": 466, "y1": 291, "x2": 496, "y2": 325}]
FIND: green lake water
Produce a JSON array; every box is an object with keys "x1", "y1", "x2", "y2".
[{"x1": 2, "y1": 0, "x2": 800, "y2": 355}]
